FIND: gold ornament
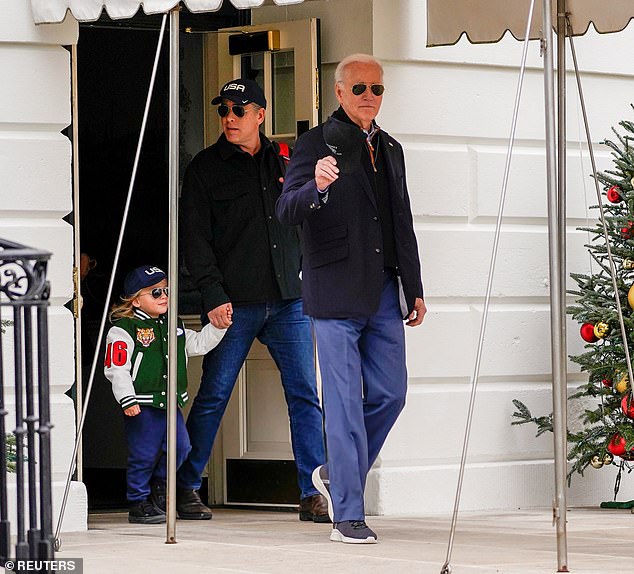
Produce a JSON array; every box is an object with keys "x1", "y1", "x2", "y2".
[
  {"x1": 603, "y1": 453, "x2": 614, "y2": 466},
  {"x1": 590, "y1": 454, "x2": 604, "y2": 469},
  {"x1": 616, "y1": 373, "x2": 630, "y2": 393},
  {"x1": 593, "y1": 322, "x2": 609, "y2": 339},
  {"x1": 624, "y1": 259, "x2": 634, "y2": 270},
  {"x1": 629, "y1": 284, "x2": 634, "y2": 310}
]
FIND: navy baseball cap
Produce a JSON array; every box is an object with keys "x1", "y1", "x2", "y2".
[
  {"x1": 123, "y1": 265, "x2": 166, "y2": 297},
  {"x1": 211, "y1": 78, "x2": 267, "y2": 109}
]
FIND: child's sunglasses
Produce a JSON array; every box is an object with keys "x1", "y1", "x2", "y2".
[
  {"x1": 143, "y1": 287, "x2": 169, "y2": 299},
  {"x1": 351, "y1": 83, "x2": 385, "y2": 96},
  {"x1": 217, "y1": 104, "x2": 248, "y2": 118}
]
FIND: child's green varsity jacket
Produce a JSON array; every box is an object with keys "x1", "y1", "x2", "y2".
[{"x1": 104, "y1": 308, "x2": 225, "y2": 411}]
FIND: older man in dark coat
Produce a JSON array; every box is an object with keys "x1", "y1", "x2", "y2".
[{"x1": 276, "y1": 53, "x2": 426, "y2": 544}]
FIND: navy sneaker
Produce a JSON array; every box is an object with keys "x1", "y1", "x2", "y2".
[
  {"x1": 311, "y1": 465, "x2": 333, "y2": 522},
  {"x1": 330, "y1": 520, "x2": 378, "y2": 544}
]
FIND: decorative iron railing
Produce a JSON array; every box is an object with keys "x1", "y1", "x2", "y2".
[{"x1": 0, "y1": 238, "x2": 54, "y2": 563}]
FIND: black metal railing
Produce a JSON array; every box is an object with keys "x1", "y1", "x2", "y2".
[{"x1": 0, "y1": 238, "x2": 54, "y2": 563}]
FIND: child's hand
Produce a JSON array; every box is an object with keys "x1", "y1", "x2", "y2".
[{"x1": 124, "y1": 405, "x2": 141, "y2": 416}]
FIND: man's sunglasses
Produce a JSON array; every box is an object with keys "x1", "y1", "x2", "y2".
[
  {"x1": 351, "y1": 83, "x2": 385, "y2": 96},
  {"x1": 217, "y1": 104, "x2": 249, "y2": 118},
  {"x1": 142, "y1": 287, "x2": 169, "y2": 299}
]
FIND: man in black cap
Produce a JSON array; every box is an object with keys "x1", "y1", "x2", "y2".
[{"x1": 178, "y1": 79, "x2": 328, "y2": 522}]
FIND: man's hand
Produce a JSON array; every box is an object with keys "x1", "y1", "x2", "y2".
[
  {"x1": 406, "y1": 298, "x2": 427, "y2": 327},
  {"x1": 208, "y1": 302, "x2": 233, "y2": 329},
  {"x1": 124, "y1": 405, "x2": 141, "y2": 417},
  {"x1": 315, "y1": 156, "x2": 339, "y2": 191}
]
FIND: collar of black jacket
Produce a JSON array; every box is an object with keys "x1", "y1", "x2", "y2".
[
  {"x1": 217, "y1": 131, "x2": 275, "y2": 161},
  {"x1": 332, "y1": 106, "x2": 380, "y2": 139}
]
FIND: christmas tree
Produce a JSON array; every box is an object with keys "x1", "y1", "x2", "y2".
[{"x1": 513, "y1": 113, "x2": 634, "y2": 499}]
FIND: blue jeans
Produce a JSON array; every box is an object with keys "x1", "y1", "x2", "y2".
[{"x1": 178, "y1": 298, "x2": 325, "y2": 499}]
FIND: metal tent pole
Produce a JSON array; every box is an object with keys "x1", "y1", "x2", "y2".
[
  {"x1": 543, "y1": 0, "x2": 569, "y2": 570},
  {"x1": 439, "y1": 3, "x2": 536, "y2": 572},
  {"x1": 166, "y1": 4, "x2": 180, "y2": 545}
]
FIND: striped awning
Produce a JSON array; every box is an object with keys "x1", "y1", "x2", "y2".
[
  {"x1": 426, "y1": 0, "x2": 634, "y2": 46},
  {"x1": 31, "y1": 0, "x2": 305, "y2": 24}
]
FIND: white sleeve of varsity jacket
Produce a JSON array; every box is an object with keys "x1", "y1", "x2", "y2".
[
  {"x1": 103, "y1": 325, "x2": 138, "y2": 410},
  {"x1": 184, "y1": 322, "x2": 227, "y2": 357}
]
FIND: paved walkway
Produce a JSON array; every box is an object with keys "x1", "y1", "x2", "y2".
[{"x1": 55, "y1": 507, "x2": 634, "y2": 573}]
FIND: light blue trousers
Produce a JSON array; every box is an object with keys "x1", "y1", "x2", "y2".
[{"x1": 312, "y1": 271, "x2": 407, "y2": 522}]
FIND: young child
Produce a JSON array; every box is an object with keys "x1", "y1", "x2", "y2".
[{"x1": 104, "y1": 265, "x2": 226, "y2": 524}]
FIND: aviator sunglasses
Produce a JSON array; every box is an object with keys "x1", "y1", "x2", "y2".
[
  {"x1": 217, "y1": 104, "x2": 249, "y2": 118},
  {"x1": 141, "y1": 287, "x2": 169, "y2": 299},
  {"x1": 351, "y1": 83, "x2": 385, "y2": 96}
]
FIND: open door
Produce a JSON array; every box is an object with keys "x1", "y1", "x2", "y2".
[
  {"x1": 217, "y1": 18, "x2": 320, "y2": 143},
  {"x1": 203, "y1": 18, "x2": 321, "y2": 507}
]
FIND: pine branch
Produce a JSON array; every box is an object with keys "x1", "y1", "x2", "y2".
[{"x1": 511, "y1": 400, "x2": 553, "y2": 436}]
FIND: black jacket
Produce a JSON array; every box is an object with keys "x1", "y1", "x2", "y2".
[
  {"x1": 276, "y1": 115, "x2": 423, "y2": 319},
  {"x1": 181, "y1": 133, "x2": 302, "y2": 313}
]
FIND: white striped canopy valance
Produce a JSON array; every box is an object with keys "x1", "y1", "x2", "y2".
[{"x1": 31, "y1": 0, "x2": 305, "y2": 24}]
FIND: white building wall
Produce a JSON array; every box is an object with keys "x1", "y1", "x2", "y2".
[
  {"x1": 1, "y1": 0, "x2": 86, "y2": 532},
  {"x1": 256, "y1": 0, "x2": 634, "y2": 513}
]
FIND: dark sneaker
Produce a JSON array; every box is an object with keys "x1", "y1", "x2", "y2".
[
  {"x1": 311, "y1": 465, "x2": 333, "y2": 522},
  {"x1": 150, "y1": 479, "x2": 166, "y2": 513},
  {"x1": 176, "y1": 488, "x2": 213, "y2": 520},
  {"x1": 299, "y1": 494, "x2": 332, "y2": 523},
  {"x1": 330, "y1": 520, "x2": 378, "y2": 544},
  {"x1": 128, "y1": 499, "x2": 166, "y2": 524}
]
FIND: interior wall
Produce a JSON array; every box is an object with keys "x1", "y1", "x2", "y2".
[
  {"x1": 252, "y1": 0, "x2": 373, "y2": 118},
  {"x1": 76, "y1": 22, "x2": 226, "y2": 507}
]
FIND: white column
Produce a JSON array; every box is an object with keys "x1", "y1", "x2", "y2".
[{"x1": 0, "y1": 0, "x2": 86, "y2": 532}]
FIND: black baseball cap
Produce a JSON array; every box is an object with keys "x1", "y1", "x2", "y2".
[
  {"x1": 123, "y1": 265, "x2": 166, "y2": 297},
  {"x1": 211, "y1": 78, "x2": 267, "y2": 109}
]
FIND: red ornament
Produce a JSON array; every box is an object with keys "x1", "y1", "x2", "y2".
[
  {"x1": 622, "y1": 396, "x2": 634, "y2": 419},
  {"x1": 608, "y1": 433, "x2": 627, "y2": 456},
  {"x1": 580, "y1": 323, "x2": 599, "y2": 343},
  {"x1": 607, "y1": 185, "x2": 622, "y2": 203},
  {"x1": 622, "y1": 221, "x2": 634, "y2": 238},
  {"x1": 602, "y1": 378, "x2": 613, "y2": 388}
]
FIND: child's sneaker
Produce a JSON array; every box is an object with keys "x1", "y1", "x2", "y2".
[
  {"x1": 150, "y1": 479, "x2": 167, "y2": 513},
  {"x1": 128, "y1": 499, "x2": 166, "y2": 524}
]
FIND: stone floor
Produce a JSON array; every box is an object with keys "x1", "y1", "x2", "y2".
[{"x1": 53, "y1": 506, "x2": 634, "y2": 574}]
